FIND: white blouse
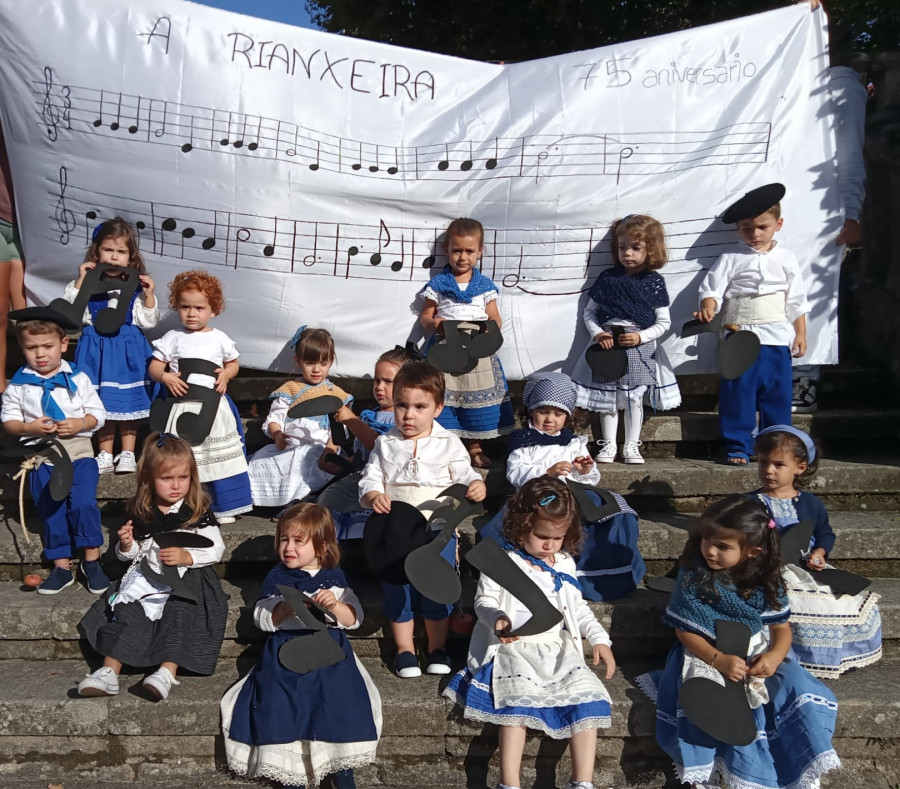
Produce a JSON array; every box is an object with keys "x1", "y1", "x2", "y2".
[
  {"x1": 422, "y1": 284, "x2": 498, "y2": 321},
  {"x1": 262, "y1": 396, "x2": 331, "y2": 445},
  {"x1": 506, "y1": 427, "x2": 601, "y2": 490},
  {"x1": 152, "y1": 328, "x2": 239, "y2": 387}
]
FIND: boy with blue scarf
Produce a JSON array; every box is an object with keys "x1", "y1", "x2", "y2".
[{"x1": 1, "y1": 309, "x2": 107, "y2": 594}]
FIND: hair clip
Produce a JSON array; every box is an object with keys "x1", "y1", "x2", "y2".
[
  {"x1": 156, "y1": 432, "x2": 175, "y2": 448},
  {"x1": 767, "y1": 519, "x2": 776, "y2": 530},
  {"x1": 539, "y1": 494, "x2": 557, "y2": 506},
  {"x1": 622, "y1": 213, "x2": 636, "y2": 220},
  {"x1": 91, "y1": 223, "x2": 104, "y2": 241},
  {"x1": 289, "y1": 325, "x2": 308, "y2": 349}
]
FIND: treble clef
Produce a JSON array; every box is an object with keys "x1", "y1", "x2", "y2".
[
  {"x1": 41, "y1": 67, "x2": 61, "y2": 142},
  {"x1": 54, "y1": 166, "x2": 76, "y2": 245}
]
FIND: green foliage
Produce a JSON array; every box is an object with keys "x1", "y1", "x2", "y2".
[{"x1": 304, "y1": 0, "x2": 899, "y2": 60}]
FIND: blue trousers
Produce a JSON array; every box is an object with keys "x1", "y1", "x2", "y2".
[
  {"x1": 29, "y1": 458, "x2": 103, "y2": 561},
  {"x1": 719, "y1": 344, "x2": 792, "y2": 458}
]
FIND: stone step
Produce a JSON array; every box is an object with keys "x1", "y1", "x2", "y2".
[
  {"x1": 1, "y1": 574, "x2": 898, "y2": 662},
  {"x1": 2, "y1": 456, "x2": 899, "y2": 513},
  {"x1": 0, "y1": 656, "x2": 897, "y2": 787},
  {"x1": 3, "y1": 509, "x2": 900, "y2": 577}
]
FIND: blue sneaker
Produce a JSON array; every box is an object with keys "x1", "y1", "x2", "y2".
[
  {"x1": 394, "y1": 650, "x2": 421, "y2": 678},
  {"x1": 37, "y1": 566, "x2": 75, "y2": 595},
  {"x1": 80, "y1": 560, "x2": 110, "y2": 595}
]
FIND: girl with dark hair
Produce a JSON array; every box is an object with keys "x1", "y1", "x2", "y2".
[
  {"x1": 636, "y1": 494, "x2": 840, "y2": 789},
  {"x1": 753, "y1": 425, "x2": 881, "y2": 677},
  {"x1": 63, "y1": 216, "x2": 159, "y2": 474}
]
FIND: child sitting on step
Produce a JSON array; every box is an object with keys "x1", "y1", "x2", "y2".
[
  {"x1": 1, "y1": 309, "x2": 108, "y2": 595},
  {"x1": 753, "y1": 425, "x2": 882, "y2": 678},
  {"x1": 444, "y1": 477, "x2": 615, "y2": 789},
  {"x1": 221, "y1": 503, "x2": 381, "y2": 789},
  {"x1": 77, "y1": 433, "x2": 227, "y2": 700}
]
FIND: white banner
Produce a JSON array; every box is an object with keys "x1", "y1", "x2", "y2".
[{"x1": 0, "y1": 0, "x2": 840, "y2": 377}]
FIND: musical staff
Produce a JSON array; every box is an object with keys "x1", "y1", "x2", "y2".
[
  {"x1": 45, "y1": 173, "x2": 740, "y2": 296},
  {"x1": 33, "y1": 73, "x2": 772, "y2": 185}
]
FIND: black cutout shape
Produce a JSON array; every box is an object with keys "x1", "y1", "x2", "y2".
[
  {"x1": 287, "y1": 394, "x2": 344, "y2": 420},
  {"x1": 465, "y1": 538, "x2": 564, "y2": 637},
  {"x1": 584, "y1": 327, "x2": 628, "y2": 379},
  {"x1": 149, "y1": 358, "x2": 221, "y2": 446},
  {"x1": 275, "y1": 583, "x2": 347, "y2": 674},
  {"x1": 565, "y1": 481, "x2": 622, "y2": 522},
  {"x1": 428, "y1": 320, "x2": 503, "y2": 375},
  {"x1": 139, "y1": 556, "x2": 199, "y2": 604},
  {"x1": 49, "y1": 265, "x2": 140, "y2": 335},
  {"x1": 678, "y1": 620, "x2": 756, "y2": 746},
  {"x1": 2, "y1": 437, "x2": 74, "y2": 501},
  {"x1": 152, "y1": 531, "x2": 214, "y2": 550},
  {"x1": 681, "y1": 313, "x2": 760, "y2": 380},
  {"x1": 645, "y1": 576, "x2": 677, "y2": 594},
  {"x1": 780, "y1": 519, "x2": 870, "y2": 596}
]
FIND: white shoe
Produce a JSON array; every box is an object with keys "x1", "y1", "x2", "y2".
[
  {"x1": 96, "y1": 451, "x2": 114, "y2": 474},
  {"x1": 216, "y1": 515, "x2": 236, "y2": 524},
  {"x1": 593, "y1": 440, "x2": 616, "y2": 464},
  {"x1": 622, "y1": 440, "x2": 645, "y2": 464},
  {"x1": 114, "y1": 450, "x2": 136, "y2": 474},
  {"x1": 143, "y1": 666, "x2": 179, "y2": 700},
  {"x1": 78, "y1": 666, "x2": 119, "y2": 697}
]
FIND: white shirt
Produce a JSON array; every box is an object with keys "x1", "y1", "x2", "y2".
[
  {"x1": 506, "y1": 426, "x2": 601, "y2": 490},
  {"x1": 254, "y1": 568, "x2": 363, "y2": 632},
  {"x1": 152, "y1": 328, "x2": 239, "y2": 387},
  {"x1": 422, "y1": 283, "x2": 498, "y2": 321},
  {"x1": 465, "y1": 551, "x2": 611, "y2": 673},
  {"x1": 698, "y1": 242, "x2": 809, "y2": 346},
  {"x1": 63, "y1": 280, "x2": 159, "y2": 330},
  {"x1": 582, "y1": 299, "x2": 671, "y2": 345},
  {"x1": 262, "y1": 395, "x2": 331, "y2": 445},
  {"x1": 1, "y1": 360, "x2": 106, "y2": 434},
  {"x1": 358, "y1": 421, "x2": 482, "y2": 508}
]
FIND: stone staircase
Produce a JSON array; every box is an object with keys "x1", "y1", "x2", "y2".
[{"x1": 1, "y1": 365, "x2": 900, "y2": 788}]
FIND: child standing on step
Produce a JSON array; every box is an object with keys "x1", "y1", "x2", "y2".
[
  {"x1": 444, "y1": 477, "x2": 615, "y2": 789},
  {"x1": 636, "y1": 495, "x2": 840, "y2": 789},
  {"x1": 359, "y1": 361, "x2": 485, "y2": 677},
  {"x1": 694, "y1": 184, "x2": 809, "y2": 465},
  {"x1": 248, "y1": 327, "x2": 352, "y2": 508},
  {"x1": 753, "y1": 425, "x2": 882, "y2": 677},
  {"x1": 77, "y1": 433, "x2": 227, "y2": 700},
  {"x1": 149, "y1": 270, "x2": 252, "y2": 523},
  {"x1": 417, "y1": 217, "x2": 514, "y2": 468},
  {"x1": 221, "y1": 503, "x2": 381, "y2": 789},
  {"x1": 2, "y1": 310, "x2": 108, "y2": 595},
  {"x1": 572, "y1": 214, "x2": 680, "y2": 465},
  {"x1": 480, "y1": 371, "x2": 646, "y2": 600},
  {"x1": 63, "y1": 217, "x2": 159, "y2": 475}
]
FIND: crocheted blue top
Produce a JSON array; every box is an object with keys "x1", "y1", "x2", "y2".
[
  {"x1": 426, "y1": 265, "x2": 498, "y2": 304},
  {"x1": 663, "y1": 566, "x2": 790, "y2": 640},
  {"x1": 588, "y1": 266, "x2": 669, "y2": 330}
]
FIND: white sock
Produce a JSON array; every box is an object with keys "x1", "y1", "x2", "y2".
[
  {"x1": 624, "y1": 400, "x2": 643, "y2": 444},
  {"x1": 599, "y1": 412, "x2": 618, "y2": 443}
]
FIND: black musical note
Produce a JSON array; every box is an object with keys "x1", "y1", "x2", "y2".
[
  {"x1": 351, "y1": 141, "x2": 363, "y2": 171},
  {"x1": 387, "y1": 148, "x2": 399, "y2": 175},
  {"x1": 391, "y1": 234, "x2": 405, "y2": 273},
  {"x1": 149, "y1": 358, "x2": 222, "y2": 446},
  {"x1": 461, "y1": 142, "x2": 474, "y2": 171},
  {"x1": 437, "y1": 143, "x2": 450, "y2": 171},
  {"x1": 0, "y1": 437, "x2": 74, "y2": 501},
  {"x1": 369, "y1": 146, "x2": 380, "y2": 173},
  {"x1": 54, "y1": 167, "x2": 76, "y2": 246},
  {"x1": 41, "y1": 67, "x2": 61, "y2": 142},
  {"x1": 370, "y1": 220, "x2": 391, "y2": 266},
  {"x1": 486, "y1": 138, "x2": 498, "y2": 170},
  {"x1": 616, "y1": 146, "x2": 634, "y2": 184},
  {"x1": 181, "y1": 115, "x2": 194, "y2": 153},
  {"x1": 309, "y1": 140, "x2": 321, "y2": 171},
  {"x1": 48, "y1": 265, "x2": 140, "y2": 335},
  {"x1": 128, "y1": 97, "x2": 141, "y2": 134},
  {"x1": 153, "y1": 100, "x2": 169, "y2": 139}
]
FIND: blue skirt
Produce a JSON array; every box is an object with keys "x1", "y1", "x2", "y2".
[
  {"x1": 228, "y1": 629, "x2": 378, "y2": 746},
  {"x1": 436, "y1": 354, "x2": 515, "y2": 440},
  {"x1": 636, "y1": 643, "x2": 841, "y2": 787},
  {"x1": 203, "y1": 394, "x2": 252, "y2": 518},
  {"x1": 479, "y1": 493, "x2": 645, "y2": 601},
  {"x1": 444, "y1": 659, "x2": 611, "y2": 739},
  {"x1": 75, "y1": 324, "x2": 157, "y2": 420}
]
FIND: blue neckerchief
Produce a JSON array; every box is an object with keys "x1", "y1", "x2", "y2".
[
  {"x1": 507, "y1": 426, "x2": 574, "y2": 452},
  {"x1": 10, "y1": 367, "x2": 80, "y2": 421},
  {"x1": 259, "y1": 563, "x2": 347, "y2": 600},
  {"x1": 426, "y1": 265, "x2": 498, "y2": 304},
  {"x1": 501, "y1": 540, "x2": 582, "y2": 593}
]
